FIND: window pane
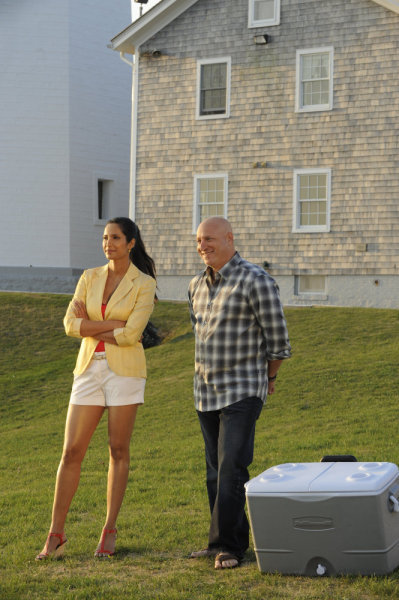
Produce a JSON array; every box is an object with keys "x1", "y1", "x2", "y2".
[
  {"x1": 254, "y1": 0, "x2": 275, "y2": 21},
  {"x1": 300, "y1": 201, "x2": 310, "y2": 225},
  {"x1": 320, "y1": 79, "x2": 329, "y2": 104},
  {"x1": 320, "y1": 54, "x2": 329, "y2": 78},
  {"x1": 299, "y1": 275, "x2": 326, "y2": 293},
  {"x1": 200, "y1": 63, "x2": 227, "y2": 115},
  {"x1": 201, "y1": 65, "x2": 212, "y2": 89},
  {"x1": 98, "y1": 179, "x2": 112, "y2": 220},
  {"x1": 310, "y1": 55, "x2": 322, "y2": 79},
  {"x1": 309, "y1": 208, "x2": 319, "y2": 225},
  {"x1": 211, "y1": 64, "x2": 226, "y2": 87},
  {"x1": 320, "y1": 91, "x2": 329, "y2": 104},
  {"x1": 301, "y1": 52, "x2": 331, "y2": 107},
  {"x1": 199, "y1": 180, "x2": 208, "y2": 193},
  {"x1": 300, "y1": 200, "x2": 327, "y2": 225},
  {"x1": 303, "y1": 89, "x2": 312, "y2": 106},
  {"x1": 198, "y1": 177, "x2": 225, "y2": 223},
  {"x1": 201, "y1": 64, "x2": 226, "y2": 90},
  {"x1": 297, "y1": 171, "x2": 329, "y2": 228},
  {"x1": 308, "y1": 175, "x2": 318, "y2": 189},
  {"x1": 315, "y1": 201, "x2": 326, "y2": 224},
  {"x1": 200, "y1": 205, "x2": 209, "y2": 220},
  {"x1": 302, "y1": 56, "x2": 312, "y2": 80},
  {"x1": 299, "y1": 175, "x2": 309, "y2": 198}
]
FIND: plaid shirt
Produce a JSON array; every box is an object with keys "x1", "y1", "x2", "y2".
[{"x1": 188, "y1": 252, "x2": 291, "y2": 412}]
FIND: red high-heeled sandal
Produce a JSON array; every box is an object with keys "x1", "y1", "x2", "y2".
[
  {"x1": 94, "y1": 528, "x2": 117, "y2": 558},
  {"x1": 35, "y1": 532, "x2": 67, "y2": 561}
]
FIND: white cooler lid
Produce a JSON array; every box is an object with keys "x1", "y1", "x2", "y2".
[{"x1": 245, "y1": 462, "x2": 399, "y2": 494}]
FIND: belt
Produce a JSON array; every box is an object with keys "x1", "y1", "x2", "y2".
[{"x1": 93, "y1": 352, "x2": 106, "y2": 360}]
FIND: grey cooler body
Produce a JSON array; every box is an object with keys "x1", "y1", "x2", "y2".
[{"x1": 245, "y1": 462, "x2": 399, "y2": 576}]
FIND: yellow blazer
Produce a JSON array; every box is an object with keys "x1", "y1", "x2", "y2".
[{"x1": 64, "y1": 263, "x2": 156, "y2": 377}]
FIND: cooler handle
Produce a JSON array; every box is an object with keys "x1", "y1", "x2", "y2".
[{"x1": 389, "y1": 495, "x2": 399, "y2": 513}]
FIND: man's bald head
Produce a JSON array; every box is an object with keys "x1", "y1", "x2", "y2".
[
  {"x1": 196, "y1": 217, "x2": 235, "y2": 271},
  {"x1": 200, "y1": 217, "x2": 233, "y2": 234}
]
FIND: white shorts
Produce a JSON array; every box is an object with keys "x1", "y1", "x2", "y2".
[{"x1": 70, "y1": 353, "x2": 145, "y2": 407}]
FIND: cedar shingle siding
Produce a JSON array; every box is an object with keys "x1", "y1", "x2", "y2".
[{"x1": 119, "y1": 0, "x2": 399, "y2": 306}]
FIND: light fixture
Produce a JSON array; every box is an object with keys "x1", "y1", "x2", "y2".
[
  {"x1": 254, "y1": 34, "x2": 269, "y2": 45},
  {"x1": 140, "y1": 49, "x2": 162, "y2": 57},
  {"x1": 134, "y1": 0, "x2": 149, "y2": 17}
]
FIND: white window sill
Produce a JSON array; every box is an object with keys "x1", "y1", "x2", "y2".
[
  {"x1": 196, "y1": 113, "x2": 230, "y2": 121},
  {"x1": 294, "y1": 293, "x2": 328, "y2": 301},
  {"x1": 292, "y1": 226, "x2": 330, "y2": 233},
  {"x1": 296, "y1": 104, "x2": 332, "y2": 113}
]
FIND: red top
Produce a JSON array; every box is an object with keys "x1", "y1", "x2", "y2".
[{"x1": 95, "y1": 303, "x2": 107, "y2": 353}]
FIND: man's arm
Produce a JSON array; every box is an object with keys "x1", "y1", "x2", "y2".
[
  {"x1": 267, "y1": 359, "x2": 284, "y2": 395},
  {"x1": 248, "y1": 274, "x2": 291, "y2": 394}
]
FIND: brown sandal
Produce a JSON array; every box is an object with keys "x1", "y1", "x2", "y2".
[{"x1": 214, "y1": 552, "x2": 240, "y2": 569}]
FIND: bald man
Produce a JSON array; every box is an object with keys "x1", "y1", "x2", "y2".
[{"x1": 188, "y1": 217, "x2": 291, "y2": 569}]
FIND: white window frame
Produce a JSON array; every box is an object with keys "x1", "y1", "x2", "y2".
[
  {"x1": 193, "y1": 173, "x2": 228, "y2": 233},
  {"x1": 295, "y1": 275, "x2": 327, "y2": 296},
  {"x1": 196, "y1": 57, "x2": 231, "y2": 120},
  {"x1": 93, "y1": 173, "x2": 115, "y2": 225},
  {"x1": 248, "y1": 0, "x2": 280, "y2": 28},
  {"x1": 295, "y1": 47, "x2": 334, "y2": 112},
  {"x1": 292, "y1": 168, "x2": 331, "y2": 233}
]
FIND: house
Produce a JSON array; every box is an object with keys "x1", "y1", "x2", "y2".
[
  {"x1": 110, "y1": 0, "x2": 399, "y2": 308},
  {"x1": 0, "y1": 0, "x2": 132, "y2": 293}
]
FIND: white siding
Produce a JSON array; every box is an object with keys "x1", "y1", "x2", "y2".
[
  {"x1": 68, "y1": 0, "x2": 132, "y2": 268},
  {"x1": 0, "y1": 0, "x2": 70, "y2": 267},
  {"x1": 0, "y1": 0, "x2": 131, "y2": 270}
]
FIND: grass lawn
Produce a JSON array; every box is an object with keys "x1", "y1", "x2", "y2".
[{"x1": 0, "y1": 292, "x2": 399, "y2": 599}]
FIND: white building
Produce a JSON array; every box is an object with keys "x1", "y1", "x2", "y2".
[{"x1": 0, "y1": 0, "x2": 132, "y2": 292}]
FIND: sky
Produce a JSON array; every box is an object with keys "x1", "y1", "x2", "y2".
[{"x1": 131, "y1": 0, "x2": 163, "y2": 21}]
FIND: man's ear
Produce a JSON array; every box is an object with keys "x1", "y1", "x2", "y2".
[{"x1": 227, "y1": 231, "x2": 234, "y2": 244}]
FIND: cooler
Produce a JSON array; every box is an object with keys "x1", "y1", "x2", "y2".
[{"x1": 245, "y1": 461, "x2": 399, "y2": 576}]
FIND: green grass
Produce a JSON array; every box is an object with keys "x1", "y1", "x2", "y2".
[{"x1": 0, "y1": 292, "x2": 399, "y2": 599}]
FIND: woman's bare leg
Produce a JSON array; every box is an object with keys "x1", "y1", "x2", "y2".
[
  {"x1": 39, "y1": 404, "x2": 104, "y2": 555},
  {"x1": 95, "y1": 404, "x2": 139, "y2": 553}
]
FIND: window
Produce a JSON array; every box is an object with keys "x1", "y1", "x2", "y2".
[
  {"x1": 296, "y1": 47, "x2": 334, "y2": 112},
  {"x1": 293, "y1": 169, "x2": 331, "y2": 232},
  {"x1": 193, "y1": 174, "x2": 228, "y2": 231},
  {"x1": 248, "y1": 0, "x2": 280, "y2": 27},
  {"x1": 295, "y1": 275, "x2": 326, "y2": 295},
  {"x1": 196, "y1": 58, "x2": 231, "y2": 120},
  {"x1": 94, "y1": 177, "x2": 114, "y2": 224}
]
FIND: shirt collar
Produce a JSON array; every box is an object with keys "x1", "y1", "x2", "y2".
[
  {"x1": 205, "y1": 266, "x2": 219, "y2": 285},
  {"x1": 218, "y1": 252, "x2": 241, "y2": 279},
  {"x1": 203, "y1": 252, "x2": 240, "y2": 285}
]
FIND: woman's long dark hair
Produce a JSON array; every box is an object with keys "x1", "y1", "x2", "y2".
[{"x1": 107, "y1": 217, "x2": 156, "y2": 281}]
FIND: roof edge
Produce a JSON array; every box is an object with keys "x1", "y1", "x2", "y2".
[
  {"x1": 371, "y1": 0, "x2": 399, "y2": 14},
  {"x1": 110, "y1": 0, "x2": 200, "y2": 54},
  {"x1": 111, "y1": 0, "x2": 399, "y2": 54}
]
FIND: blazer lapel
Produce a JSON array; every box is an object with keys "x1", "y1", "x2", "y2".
[
  {"x1": 90, "y1": 264, "x2": 109, "y2": 320},
  {"x1": 105, "y1": 263, "x2": 139, "y2": 316}
]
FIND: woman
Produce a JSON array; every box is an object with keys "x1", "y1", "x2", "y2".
[{"x1": 36, "y1": 217, "x2": 157, "y2": 560}]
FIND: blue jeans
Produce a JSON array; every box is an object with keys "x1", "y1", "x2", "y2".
[{"x1": 197, "y1": 396, "x2": 263, "y2": 559}]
